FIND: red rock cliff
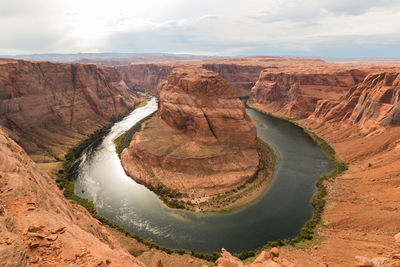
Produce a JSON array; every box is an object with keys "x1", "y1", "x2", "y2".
[
  {"x1": 249, "y1": 69, "x2": 366, "y2": 117},
  {"x1": 0, "y1": 59, "x2": 141, "y2": 159},
  {"x1": 121, "y1": 67, "x2": 259, "y2": 197},
  {"x1": 158, "y1": 67, "x2": 257, "y2": 148},
  {"x1": 310, "y1": 72, "x2": 400, "y2": 133},
  {"x1": 202, "y1": 63, "x2": 265, "y2": 97},
  {"x1": 116, "y1": 64, "x2": 171, "y2": 96}
]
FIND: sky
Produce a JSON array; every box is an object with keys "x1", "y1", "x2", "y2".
[{"x1": 1, "y1": 0, "x2": 400, "y2": 58}]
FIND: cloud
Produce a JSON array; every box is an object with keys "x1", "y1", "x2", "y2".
[
  {"x1": 319, "y1": 0, "x2": 399, "y2": 15},
  {"x1": 1, "y1": 0, "x2": 400, "y2": 57}
]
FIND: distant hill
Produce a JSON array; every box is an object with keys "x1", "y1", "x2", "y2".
[{"x1": 0, "y1": 52, "x2": 225, "y2": 65}]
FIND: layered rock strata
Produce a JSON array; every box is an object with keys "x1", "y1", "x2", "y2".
[
  {"x1": 202, "y1": 63, "x2": 265, "y2": 97},
  {"x1": 121, "y1": 67, "x2": 259, "y2": 197},
  {"x1": 310, "y1": 72, "x2": 400, "y2": 133},
  {"x1": 249, "y1": 69, "x2": 366, "y2": 117},
  {"x1": 0, "y1": 59, "x2": 141, "y2": 160},
  {"x1": 116, "y1": 64, "x2": 171, "y2": 96}
]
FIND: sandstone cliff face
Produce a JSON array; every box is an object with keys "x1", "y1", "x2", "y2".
[
  {"x1": 0, "y1": 127, "x2": 144, "y2": 267},
  {"x1": 158, "y1": 67, "x2": 257, "y2": 148},
  {"x1": 310, "y1": 72, "x2": 400, "y2": 133},
  {"x1": 116, "y1": 64, "x2": 171, "y2": 96},
  {"x1": 0, "y1": 59, "x2": 140, "y2": 160},
  {"x1": 249, "y1": 69, "x2": 366, "y2": 117},
  {"x1": 121, "y1": 67, "x2": 259, "y2": 197},
  {"x1": 202, "y1": 63, "x2": 265, "y2": 97}
]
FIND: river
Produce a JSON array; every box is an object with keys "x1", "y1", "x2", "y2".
[{"x1": 75, "y1": 97, "x2": 333, "y2": 253}]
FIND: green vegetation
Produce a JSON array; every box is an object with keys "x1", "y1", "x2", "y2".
[
  {"x1": 217, "y1": 137, "x2": 275, "y2": 198},
  {"x1": 114, "y1": 111, "x2": 156, "y2": 156}
]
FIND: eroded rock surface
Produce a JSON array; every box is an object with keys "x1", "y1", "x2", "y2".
[
  {"x1": 116, "y1": 64, "x2": 172, "y2": 96},
  {"x1": 0, "y1": 127, "x2": 144, "y2": 267},
  {"x1": 310, "y1": 72, "x2": 400, "y2": 134},
  {"x1": 250, "y1": 69, "x2": 366, "y2": 117},
  {"x1": 202, "y1": 63, "x2": 265, "y2": 97},
  {"x1": 0, "y1": 59, "x2": 141, "y2": 160},
  {"x1": 121, "y1": 67, "x2": 259, "y2": 197}
]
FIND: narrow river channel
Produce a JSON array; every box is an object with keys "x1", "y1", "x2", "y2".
[{"x1": 75, "y1": 97, "x2": 333, "y2": 253}]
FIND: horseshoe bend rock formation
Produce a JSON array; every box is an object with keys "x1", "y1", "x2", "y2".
[
  {"x1": 310, "y1": 72, "x2": 400, "y2": 134},
  {"x1": 249, "y1": 68, "x2": 366, "y2": 118},
  {"x1": 0, "y1": 59, "x2": 141, "y2": 160},
  {"x1": 0, "y1": 127, "x2": 144, "y2": 267},
  {"x1": 121, "y1": 67, "x2": 259, "y2": 196}
]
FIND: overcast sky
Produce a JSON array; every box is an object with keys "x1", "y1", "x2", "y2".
[{"x1": 1, "y1": 0, "x2": 400, "y2": 57}]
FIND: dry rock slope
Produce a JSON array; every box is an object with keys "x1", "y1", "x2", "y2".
[{"x1": 0, "y1": 127, "x2": 144, "y2": 267}]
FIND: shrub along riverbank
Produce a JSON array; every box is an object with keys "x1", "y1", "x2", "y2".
[{"x1": 114, "y1": 111, "x2": 156, "y2": 156}]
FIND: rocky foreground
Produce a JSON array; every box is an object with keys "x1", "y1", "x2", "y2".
[
  {"x1": 0, "y1": 127, "x2": 145, "y2": 266},
  {"x1": 121, "y1": 66, "x2": 259, "y2": 202}
]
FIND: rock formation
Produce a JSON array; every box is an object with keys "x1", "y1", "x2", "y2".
[
  {"x1": 214, "y1": 247, "x2": 310, "y2": 267},
  {"x1": 249, "y1": 69, "x2": 366, "y2": 117},
  {"x1": 0, "y1": 59, "x2": 141, "y2": 160},
  {"x1": 310, "y1": 72, "x2": 400, "y2": 133},
  {"x1": 0, "y1": 127, "x2": 145, "y2": 267},
  {"x1": 116, "y1": 64, "x2": 172, "y2": 96},
  {"x1": 121, "y1": 67, "x2": 259, "y2": 197}
]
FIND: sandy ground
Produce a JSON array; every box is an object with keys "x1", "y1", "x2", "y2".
[{"x1": 292, "y1": 122, "x2": 400, "y2": 267}]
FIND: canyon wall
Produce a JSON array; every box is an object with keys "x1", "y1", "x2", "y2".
[
  {"x1": 310, "y1": 72, "x2": 400, "y2": 133},
  {"x1": 121, "y1": 67, "x2": 259, "y2": 197},
  {"x1": 116, "y1": 64, "x2": 171, "y2": 96},
  {"x1": 249, "y1": 68, "x2": 366, "y2": 117},
  {"x1": 116, "y1": 62, "x2": 264, "y2": 97},
  {"x1": 0, "y1": 59, "x2": 141, "y2": 160},
  {"x1": 0, "y1": 127, "x2": 144, "y2": 267},
  {"x1": 202, "y1": 63, "x2": 265, "y2": 97}
]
